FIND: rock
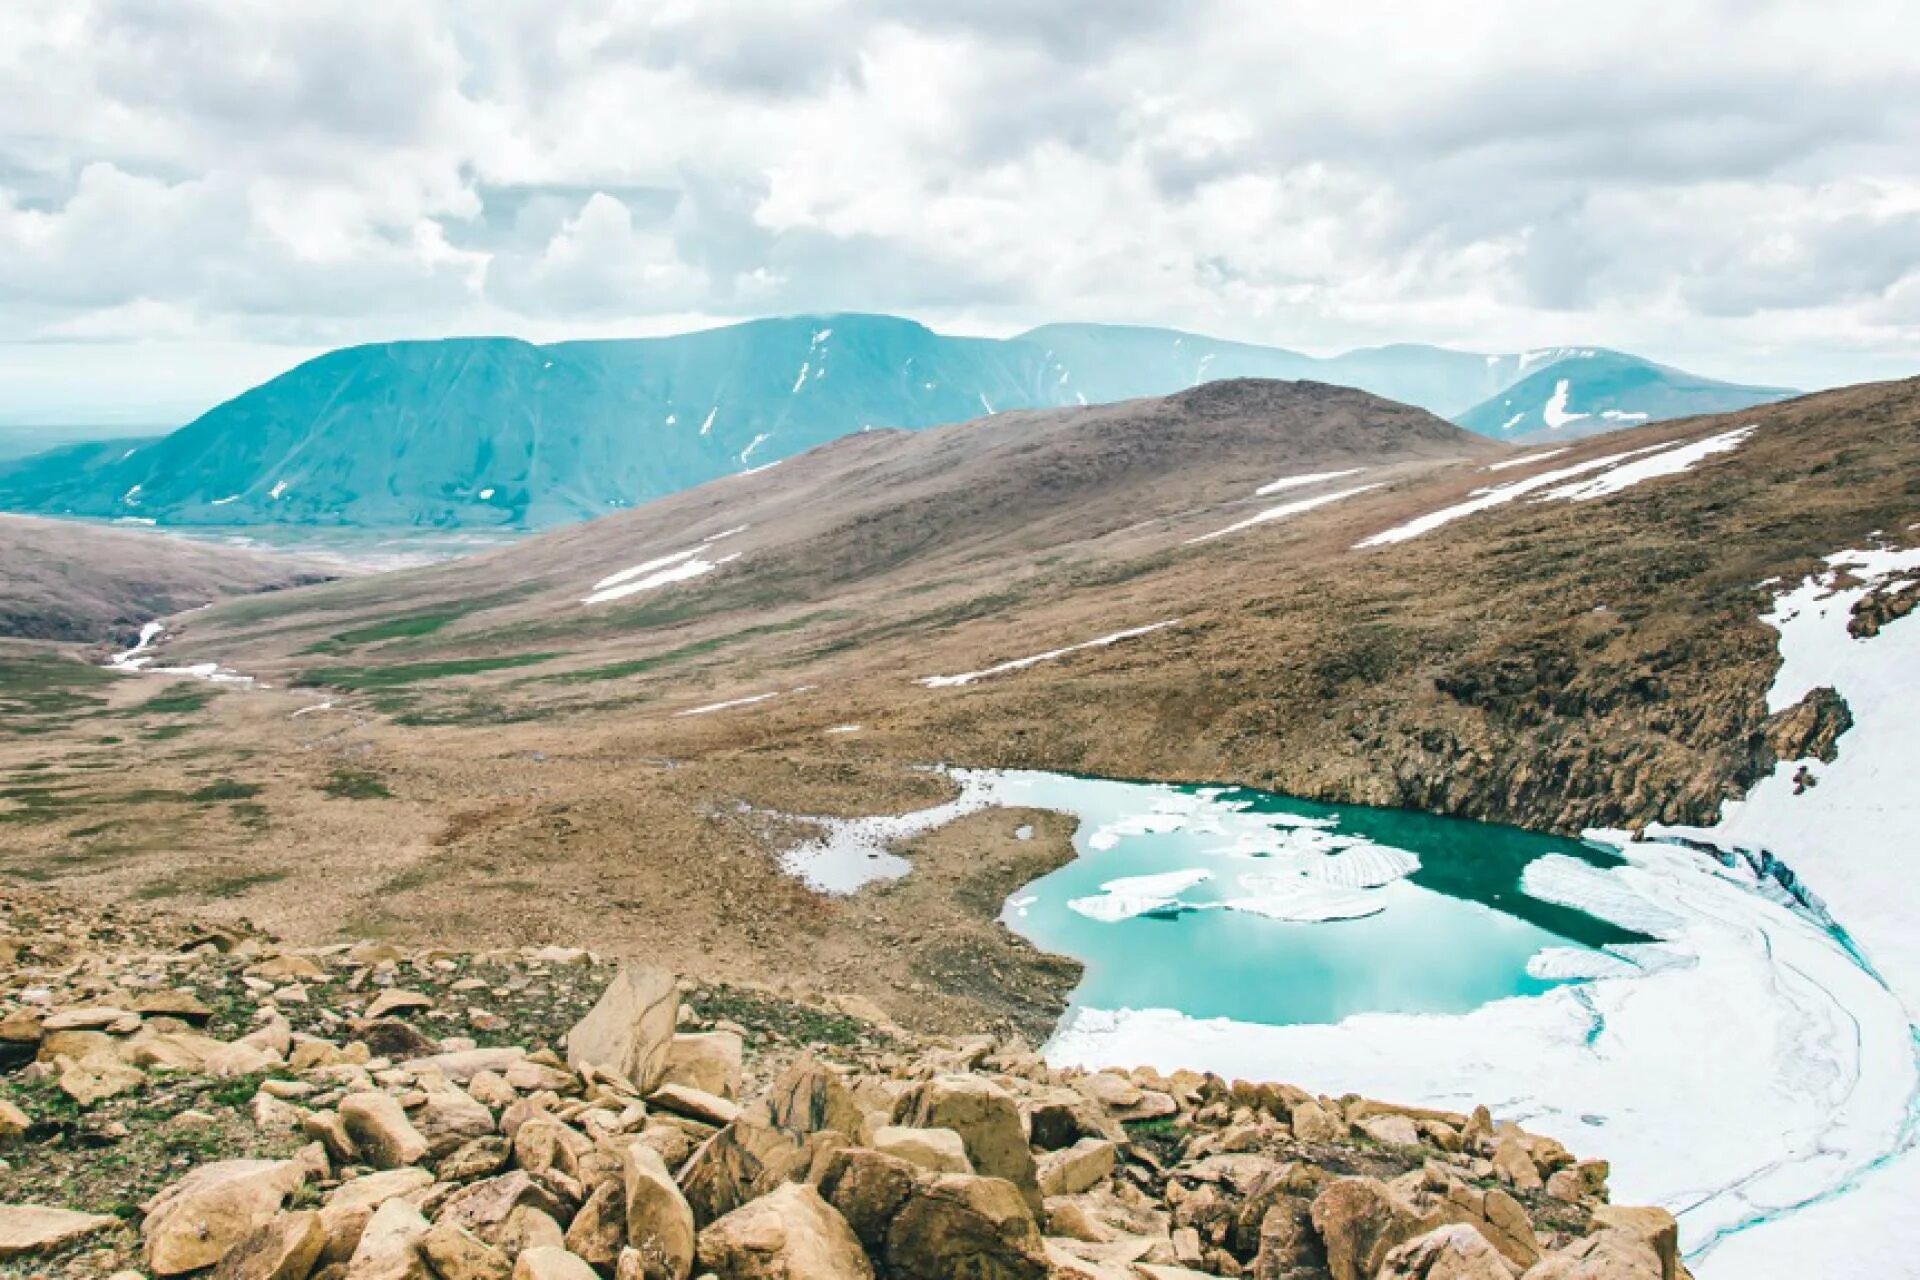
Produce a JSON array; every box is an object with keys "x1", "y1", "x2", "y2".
[
  {"x1": 340, "y1": 1093, "x2": 432, "y2": 1169},
  {"x1": 437, "y1": 1175, "x2": 571, "y2": 1246},
  {"x1": 56, "y1": 1052, "x2": 145, "y2": 1105},
  {"x1": 678, "y1": 1112, "x2": 810, "y2": 1226},
  {"x1": 765, "y1": 1056, "x2": 866, "y2": 1142},
  {"x1": 1491, "y1": 1133, "x2": 1542, "y2": 1194},
  {"x1": 1251, "y1": 1192, "x2": 1327, "y2": 1279},
  {"x1": 353, "y1": 1020, "x2": 440, "y2": 1061},
  {"x1": 1289, "y1": 1098, "x2": 1347, "y2": 1144},
  {"x1": 211, "y1": 1210, "x2": 327, "y2": 1280},
  {"x1": 1360, "y1": 1114, "x2": 1423, "y2": 1148},
  {"x1": 695, "y1": 1183, "x2": 874, "y2": 1280},
  {"x1": 411, "y1": 1082, "x2": 496, "y2": 1158},
  {"x1": 495, "y1": 1206, "x2": 567, "y2": 1259},
  {"x1": 0, "y1": 1099, "x2": 30, "y2": 1142},
  {"x1": 0, "y1": 1204, "x2": 119, "y2": 1258},
  {"x1": 1036, "y1": 1138, "x2": 1117, "y2": 1198},
  {"x1": 1522, "y1": 1230, "x2": 1665, "y2": 1280},
  {"x1": 304, "y1": 1111, "x2": 359, "y2": 1165},
  {"x1": 647, "y1": 1082, "x2": 740, "y2": 1128},
  {"x1": 892, "y1": 1076, "x2": 1041, "y2": 1214},
  {"x1": 410, "y1": 1047, "x2": 527, "y2": 1083},
  {"x1": 129, "y1": 989, "x2": 214, "y2": 1022},
  {"x1": 1310, "y1": 1177, "x2": 1432, "y2": 1280},
  {"x1": 883, "y1": 1173, "x2": 1049, "y2": 1280},
  {"x1": 42, "y1": 1005, "x2": 135, "y2": 1031},
  {"x1": 1025, "y1": 1091, "x2": 1125, "y2": 1150},
  {"x1": 661, "y1": 1031, "x2": 743, "y2": 1100},
  {"x1": 1586, "y1": 1207, "x2": 1679, "y2": 1280},
  {"x1": 620, "y1": 1142, "x2": 695, "y2": 1280},
  {"x1": 512, "y1": 1246, "x2": 599, "y2": 1280},
  {"x1": 815, "y1": 1148, "x2": 918, "y2": 1256},
  {"x1": 513, "y1": 1117, "x2": 592, "y2": 1179},
  {"x1": 870, "y1": 1126, "x2": 973, "y2": 1175},
  {"x1": 420, "y1": 1222, "x2": 512, "y2": 1280},
  {"x1": 144, "y1": 1159, "x2": 310, "y2": 1276},
  {"x1": 440, "y1": 1136, "x2": 514, "y2": 1182},
  {"x1": 344, "y1": 1198, "x2": 432, "y2": 1280},
  {"x1": 565, "y1": 966, "x2": 678, "y2": 1094},
  {"x1": 205, "y1": 1040, "x2": 285, "y2": 1078},
  {"x1": 1379, "y1": 1224, "x2": 1521, "y2": 1279},
  {"x1": 248, "y1": 955, "x2": 328, "y2": 982},
  {"x1": 562, "y1": 1181, "x2": 625, "y2": 1272},
  {"x1": 366, "y1": 991, "x2": 434, "y2": 1020},
  {"x1": 320, "y1": 1170, "x2": 436, "y2": 1266}
]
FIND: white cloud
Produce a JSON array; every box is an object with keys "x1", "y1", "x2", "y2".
[{"x1": 0, "y1": 0, "x2": 1916, "y2": 420}]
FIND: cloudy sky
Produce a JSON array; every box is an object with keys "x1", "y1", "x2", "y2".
[{"x1": 3, "y1": 0, "x2": 1917, "y2": 422}]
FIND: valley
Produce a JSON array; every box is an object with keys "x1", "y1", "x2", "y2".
[{"x1": 2, "y1": 375, "x2": 1914, "y2": 1278}]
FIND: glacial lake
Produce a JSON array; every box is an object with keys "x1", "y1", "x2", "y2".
[{"x1": 984, "y1": 771, "x2": 1646, "y2": 1028}]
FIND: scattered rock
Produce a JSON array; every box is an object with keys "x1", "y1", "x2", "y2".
[
  {"x1": 696, "y1": 1183, "x2": 874, "y2": 1280},
  {"x1": 0, "y1": 1204, "x2": 120, "y2": 1259},
  {"x1": 564, "y1": 965, "x2": 678, "y2": 1094}
]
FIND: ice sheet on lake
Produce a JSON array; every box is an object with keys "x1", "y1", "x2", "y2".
[
  {"x1": 1221, "y1": 874, "x2": 1384, "y2": 921},
  {"x1": 918, "y1": 621, "x2": 1179, "y2": 688},
  {"x1": 1525, "y1": 947, "x2": 1639, "y2": 981}
]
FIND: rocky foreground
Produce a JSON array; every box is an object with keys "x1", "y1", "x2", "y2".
[{"x1": 0, "y1": 885, "x2": 1683, "y2": 1280}]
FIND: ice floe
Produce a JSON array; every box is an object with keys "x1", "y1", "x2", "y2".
[
  {"x1": 1524, "y1": 946, "x2": 1640, "y2": 981},
  {"x1": 1069, "y1": 869, "x2": 1214, "y2": 921},
  {"x1": 1219, "y1": 874, "x2": 1384, "y2": 922},
  {"x1": 917, "y1": 621, "x2": 1179, "y2": 688},
  {"x1": 1186, "y1": 485, "x2": 1383, "y2": 544}
]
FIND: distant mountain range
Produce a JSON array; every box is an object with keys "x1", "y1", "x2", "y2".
[{"x1": 0, "y1": 314, "x2": 1793, "y2": 529}]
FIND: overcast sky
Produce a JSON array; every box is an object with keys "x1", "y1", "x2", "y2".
[{"x1": 3, "y1": 0, "x2": 1917, "y2": 422}]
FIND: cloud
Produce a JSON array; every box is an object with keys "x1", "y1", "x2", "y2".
[{"x1": 0, "y1": 0, "x2": 1916, "y2": 411}]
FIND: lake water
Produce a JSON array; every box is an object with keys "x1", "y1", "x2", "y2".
[{"x1": 982, "y1": 770, "x2": 1643, "y2": 1028}]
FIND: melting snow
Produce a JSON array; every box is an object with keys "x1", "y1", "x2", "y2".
[
  {"x1": 824, "y1": 724, "x2": 861, "y2": 735},
  {"x1": 1254, "y1": 468, "x2": 1365, "y2": 497},
  {"x1": 110, "y1": 622, "x2": 165, "y2": 668},
  {"x1": 583, "y1": 528, "x2": 747, "y2": 605},
  {"x1": 121, "y1": 484, "x2": 141, "y2": 504},
  {"x1": 1602, "y1": 409, "x2": 1651, "y2": 423},
  {"x1": 478, "y1": 488, "x2": 495, "y2": 500},
  {"x1": 917, "y1": 621, "x2": 1179, "y2": 688},
  {"x1": 791, "y1": 364, "x2": 810, "y2": 393},
  {"x1": 1485, "y1": 449, "x2": 1571, "y2": 472},
  {"x1": 699, "y1": 407, "x2": 717, "y2": 436},
  {"x1": 979, "y1": 393, "x2": 996, "y2": 415},
  {"x1": 1355, "y1": 443, "x2": 1674, "y2": 547},
  {"x1": 1541, "y1": 379, "x2": 1588, "y2": 430},
  {"x1": 675, "y1": 690, "x2": 781, "y2": 718},
  {"x1": 210, "y1": 494, "x2": 240, "y2": 506},
  {"x1": 268, "y1": 480, "x2": 289, "y2": 500},
  {"x1": 1500, "y1": 413, "x2": 1526, "y2": 432},
  {"x1": 1533, "y1": 426, "x2": 1755, "y2": 503},
  {"x1": 740, "y1": 433, "x2": 770, "y2": 465},
  {"x1": 1188, "y1": 484, "x2": 1382, "y2": 544}
]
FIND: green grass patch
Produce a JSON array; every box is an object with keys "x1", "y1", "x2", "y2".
[
  {"x1": 533, "y1": 611, "x2": 854, "y2": 686},
  {"x1": 189, "y1": 779, "x2": 261, "y2": 802},
  {"x1": 301, "y1": 609, "x2": 468, "y2": 655},
  {"x1": 119, "y1": 686, "x2": 214, "y2": 717},
  {"x1": 0, "y1": 656, "x2": 116, "y2": 727},
  {"x1": 321, "y1": 767, "x2": 391, "y2": 800},
  {"x1": 296, "y1": 652, "x2": 562, "y2": 690}
]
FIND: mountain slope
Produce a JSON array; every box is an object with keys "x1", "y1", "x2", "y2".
[
  {"x1": 1457, "y1": 350, "x2": 1792, "y2": 437},
  {"x1": 0, "y1": 514, "x2": 329, "y2": 644},
  {"x1": 0, "y1": 315, "x2": 1793, "y2": 531}
]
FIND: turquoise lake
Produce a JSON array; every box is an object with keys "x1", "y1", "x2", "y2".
[{"x1": 987, "y1": 771, "x2": 1645, "y2": 1028}]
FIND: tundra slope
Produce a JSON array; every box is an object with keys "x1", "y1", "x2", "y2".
[{"x1": 0, "y1": 513, "x2": 328, "y2": 644}]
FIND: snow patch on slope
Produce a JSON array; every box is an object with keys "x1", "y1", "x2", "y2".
[{"x1": 917, "y1": 621, "x2": 1179, "y2": 688}]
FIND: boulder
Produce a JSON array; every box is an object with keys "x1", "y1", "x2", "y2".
[
  {"x1": 1025, "y1": 1090, "x2": 1125, "y2": 1151},
  {"x1": 882, "y1": 1173, "x2": 1049, "y2": 1280},
  {"x1": 440, "y1": 1136, "x2": 514, "y2": 1182},
  {"x1": 1380, "y1": 1224, "x2": 1521, "y2": 1279},
  {"x1": 892, "y1": 1076, "x2": 1041, "y2": 1213},
  {"x1": 211, "y1": 1210, "x2": 326, "y2": 1280},
  {"x1": 870, "y1": 1126, "x2": 973, "y2": 1175},
  {"x1": 1310, "y1": 1177, "x2": 1432, "y2": 1280},
  {"x1": 420, "y1": 1222, "x2": 512, "y2": 1280},
  {"x1": 765, "y1": 1056, "x2": 866, "y2": 1142},
  {"x1": 513, "y1": 1245, "x2": 599, "y2": 1280},
  {"x1": 1586, "y1": 1206, "x2": 1679, "y2": 1280},
  {"x1": 565, "y1": 965, "x2": 678, "y2": 1094},
  {"x1": 678, "y1": 1112, "x2": 810, "y2": 1226},
  {"x1": 1360, "y1": 1114, "x2": 1423, "y2": 1148},
  {"x1": 1036, "y1": 1138, "x2": 1117, "y2": 1198},
  {"x1": 366, "y1": 990, "x2": 434, "y2": 1020},
  {"x1": 0, "y1": 1099, "x2": 30, "y2": 1143},
  {"x1": 620, "y1": 1142, "x2": 695, "y2": 1280},
  {"x1": 144, "y1": 1158, "x2": 308, "y2": 1276},
  {"x1": 1491, "y1": 1133, "x2": 1543, "y2": 1193},
  {"x1": 695, "y1": 1183, "x2": 874, "y2": 1280},
  {"x1": 661, "y1": 1031, "x2": 743, "y2": 1100},
  {"x1": 319, "y1": 1169, "x2": 436, "y2": 1265},
  {"x1": 56, "y1": 1052, "x2": 145, "y2": 1105},
  {"x1": 814, "y1": 1148, "x2": 918, "y2": 1256},
  {"x1": 1289, "y1": 1098, "x2": 1347, "y2": 1144},
  {"x1": 1521, "y1": 1230, "x2": 1665, "y2": 1279},
  {"x1": 1250, "y1": 1193, "x2": 1327, "y2": 1279},
  {"x1": 340, "y1": 1093, "x2": 432, "y2": 1169},
  {"x1": 411, "y1": 1082, "x2": 496, "y2": 1158},
  {"x1": 437, "y1": 1175, "x2": 572, "y2": 1247},
  {"x1": 648, "y1": 1083, "x2": 740, "y2": 1128},
  {"x1": 495, "y1": 1206, "x2": 568, "y2": 1259},
  {"x1": 0, "y1": 1204, "x2": 119, "y2": 1259},
  {"x1": 344, "y1": 1198, "x2": 432, "y2": 1280}
]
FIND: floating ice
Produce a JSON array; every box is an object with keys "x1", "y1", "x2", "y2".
[
  {"x1": 1525, "y1": 947, "x2": 1640, "y2": 981},
  {"x1": 1068, "y1": 869, "x2": 1215, "y2": 922},
  {"x1": 1218, "y1": 875, "x2": 1384, "y2": 922}
]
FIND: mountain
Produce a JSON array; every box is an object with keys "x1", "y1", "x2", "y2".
[
  {"x1": 0, "y1": 314, "x2": 1793, "y2": 530},
  {"x1": 1456, "y1": 349, "x2": 1793, "y2": 438},
  {"x1": 0, "y1": 513, "x2": 329, "y2": 644}
]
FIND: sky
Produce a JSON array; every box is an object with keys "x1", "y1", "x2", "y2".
[{"x1": 2, "y1": 0, "x2": 1918, "y2": 424}]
